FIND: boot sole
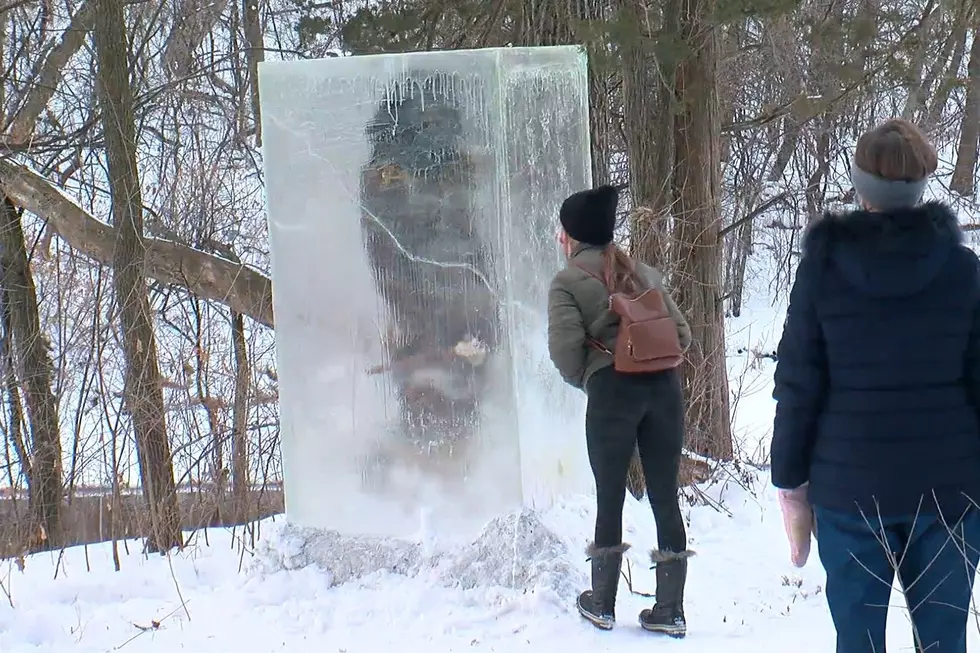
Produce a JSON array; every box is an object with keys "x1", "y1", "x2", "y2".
[
  {"x1": 577, "y1": 605, "x2": 615, "y2": 630},
  {"x1": 640, "y1": 621, "x2": 686, "y2": 638}
]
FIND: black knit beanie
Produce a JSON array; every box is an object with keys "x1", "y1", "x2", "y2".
[{"x1": 559, "y1": 185, "x2": 619, "y2": 246}]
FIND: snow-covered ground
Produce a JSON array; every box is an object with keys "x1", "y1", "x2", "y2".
[{"x1": 3, "y1": 466, "x2": 966, "y2": 652}]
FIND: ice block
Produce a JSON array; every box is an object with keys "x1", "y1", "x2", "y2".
[{"x1": 258, "y1": 46, "x2": 595, "y2": 539}]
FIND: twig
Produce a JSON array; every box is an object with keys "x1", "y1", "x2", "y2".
[
  {"x1": 0, "y1": 575, "x2": 13, "y2": 608},
  {"x1": 112, "y1": 602, "x2": 188, "y2": 650},
  {"x1": 620, "y1": 558, "x2": 655, "y2": 598},
  {"x1": 166, "y1": 552, "x2": 191, "y2": 622}
]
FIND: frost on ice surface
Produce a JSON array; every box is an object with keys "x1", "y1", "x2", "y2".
[{"x1": 250, "y1": 509, "x2": 583, "y2": 600}]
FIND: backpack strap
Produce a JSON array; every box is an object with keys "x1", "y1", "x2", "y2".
[{"x1": 570, "y1": 261, "x2": 614, "y2": 355}]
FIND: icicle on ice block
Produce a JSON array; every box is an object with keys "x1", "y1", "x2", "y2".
[{"x1": 258, "y1": 46, "x2": 594, "y2": 539}]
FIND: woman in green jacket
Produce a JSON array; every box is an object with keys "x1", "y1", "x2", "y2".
[{"x1": 547, "y1": 184, "x2": 694, "y2": 637}]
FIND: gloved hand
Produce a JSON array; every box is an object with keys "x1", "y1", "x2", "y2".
[{"x1": 777, "y1": 483, "x2": 815, "y2": 568}]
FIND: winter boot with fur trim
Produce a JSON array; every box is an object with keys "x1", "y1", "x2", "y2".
[
  {"x1": 577, "y1": 543, "x2": 629, "y2": 630},
  {"x1": 639, "y1": 549, "x2": 694, "y2": 638}
]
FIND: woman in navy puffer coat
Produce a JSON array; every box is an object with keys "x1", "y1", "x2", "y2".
[{"x1": 771, "y1": 118, "x2": 980, "y2": 653}]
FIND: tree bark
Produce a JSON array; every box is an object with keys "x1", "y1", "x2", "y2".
[
  {"x1": 93, "y1": 0, "x2": 182, "y2": 553},
  {"x1": 619, "y1": 0, "x2": 676, "y2": 268},
  {"x1": 670, "y1": 0, "x2": 733, "y2": 460},
  {"x1": 901, "y1": 2, "x2": 938, "y2": 121},
  {"x1": 161, "y1": 0, "x2": 231, "y2": 78},
  {"x1": 243, "y1": 0, "x2": 265, "y2": 146},
  {"x1": 0, "y1": 197, "x2": 63, "y2": 550},
  {"x1": 231, "y1": 309, "x2": 250, "y2": 522},
  {"x1": 950, "y1": 27, "x2": 980, "y2": 196},
  {"x1": 923, "y1": 0, "x2": 972, "y2": 131},
  {"x1": 0, "y1": 159, "x2": 274, "y2": 328},
  {"x1": 0, "y1": 272, "x2": 31, "y2": 510}
]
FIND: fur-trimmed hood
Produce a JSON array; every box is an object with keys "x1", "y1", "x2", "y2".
[{"x1": 803, "y1": 201, "x2": 963, "y2": 297}]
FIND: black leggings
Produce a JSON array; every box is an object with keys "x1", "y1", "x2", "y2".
[{"x1": 585, "y1": 365, "x2": 687, "y2": 552}]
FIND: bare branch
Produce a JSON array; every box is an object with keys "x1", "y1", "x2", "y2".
[
  {"x1": 0, "y1": 159, "x2": 274, "y2": 328},
  {"x1": 7, "y1": 0, "x2": 96, "y2": 145}
]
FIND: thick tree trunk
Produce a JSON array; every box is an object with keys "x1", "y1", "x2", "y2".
[
  {"x1": 670, "y1": 0, "x2": 733, "y2": 460},
  {"x1": 0, "y1": 198, "x2": 63, "y2": 550},
  {"x1": 620, "y1": 0, "x2": 676, "y2": 268},
  {"x1": 616, "y1": 0, "x2": 681, "y2": 497},
  {"x1": 93, "y1": 0, "x2": 183, "y2": 553},
  {"x1": 950, "y1": 27, "x2": 980, "y2": 197},
  {"x1": 575, "y1": 0, "x2": 612, "y2": 187}
]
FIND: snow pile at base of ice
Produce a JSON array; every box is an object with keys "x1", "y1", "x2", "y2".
[
  {"x1": 251, "y1": 522, "x2": 424, "y2": 584},
  {"x1": 251, "y1": 509, "x2": 584, "y2": 600},
  {"x1": 433, "y1": 511, "x2": 583, "y2": 598}
]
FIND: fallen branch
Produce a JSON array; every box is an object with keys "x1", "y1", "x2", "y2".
[{"x1": 0, "y1": 159, "x2": 274, "y2": 328}]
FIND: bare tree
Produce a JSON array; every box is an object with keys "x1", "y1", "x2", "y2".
[
  {"x1": 93, "y1": 0, "x2": 182, "y2": 552},
  {"x1": 0, "y1": 197, "x2": 63, "y2": 550},
  {"x1": 231, "y1": 309, "x2": 251, "y2": 522}
]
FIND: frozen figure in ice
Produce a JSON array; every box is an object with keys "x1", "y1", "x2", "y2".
[{"x1": 359, "y1": 73, "x2": 499, "y2": 474}]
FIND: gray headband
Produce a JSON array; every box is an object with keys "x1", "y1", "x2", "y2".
[{"x1": 850, "y1": 160, "x2": 927, "y2": 211}]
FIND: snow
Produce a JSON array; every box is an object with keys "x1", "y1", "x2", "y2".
[
  {"x1": 2, "y1": 476, "x2": 842, "y2": 653},
  {"x1": 5, "y1": 484, "x2": 968, "y2": 653}
]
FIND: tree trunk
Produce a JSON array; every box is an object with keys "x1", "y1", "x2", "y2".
[
  {"x1": 190, "y1": 300, "x2": 224, "y2": 511},
  {"x1": 619, "y1": 0, "x2": 676, "y2": 268},
  {"x1": 615, "y1": 0, "x2": 681, "y2": 497},
  {"x1": 901, "y1": 3, "x2": 938, "y2": 121},
  {"x1": 93, "y1": 0, "x2": 183, "y2": 553},
  {"x1": 950, "y1": 27, "x2": 980, "y2": 196},
  {"x1": 231, "y1": 310, "x2": 250, "y2": 523},
  {"x1": 924, "y1": 1, "x2": 972, "y2": 131},
  {"x1": 0, "y1": 198, "x2": 63, "y2": 550},
  {"x1": 575, "y1": 0, "x2": 613, "y2": 186},
  {"x1": 669, "y1": 0, "x2": 733, "y2": 460},
  {"x1": 243, "y1": 0, "x2": 265, "y2": 146},
  {"x1": 162, "y1": 0, "x2": 231, "y2": 78},
  {"x1": 0, "y1": 289, "x2": 31, "y2": 503}
]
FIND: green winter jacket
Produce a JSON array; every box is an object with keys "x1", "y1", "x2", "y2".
[{"x1": 547, "y1": 244, "x2": 692, "y2": 390}]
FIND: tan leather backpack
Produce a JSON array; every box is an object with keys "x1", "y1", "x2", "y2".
[{"x1": 574, "y1": 263, "x2": 684, "y2": 374}]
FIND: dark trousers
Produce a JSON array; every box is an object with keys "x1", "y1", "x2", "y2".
[
  {"x1": 814, "y1": 505, "x2": 980, "y2": 653},
  {"x1": 585, "y1": 365, "x2": 687, "y2": 552}
]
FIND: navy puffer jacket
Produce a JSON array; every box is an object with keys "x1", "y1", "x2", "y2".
[{"x1": 771, "y1": 202, "x2": 980, "y2": 517}]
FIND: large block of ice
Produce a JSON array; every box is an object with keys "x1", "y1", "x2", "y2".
[{"x1": 259, "y1": 46, "x2": 594, "y2": 539}]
